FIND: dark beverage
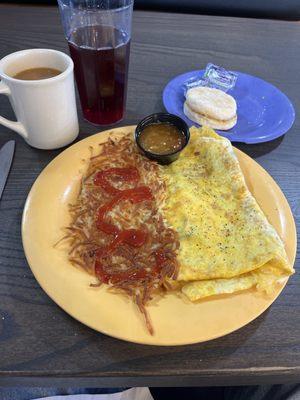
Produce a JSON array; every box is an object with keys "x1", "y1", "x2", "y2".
[
  {"x1": 68, "y1": 25, "x2": 130, "y2": 125},
  {"x1": 13, "y1": 67, "x2": 62, "y2": 80}
]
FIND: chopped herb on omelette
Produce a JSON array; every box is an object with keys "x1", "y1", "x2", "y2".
[{"x1": 161, "y1": 126, "x2": 294, "y2": 301}]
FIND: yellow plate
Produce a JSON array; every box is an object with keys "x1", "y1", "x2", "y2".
[{"x1": 22, "y1": 126, "x2": 297, "y2": 345}]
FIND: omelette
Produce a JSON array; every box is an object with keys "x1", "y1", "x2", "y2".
[{"x1": 161, "y1": 126, "x2": 294, "y2": 301}]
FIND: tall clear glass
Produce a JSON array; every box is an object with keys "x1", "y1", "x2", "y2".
[{"x1": 57, "y1": 0, "x2": 133, "y2": 125}]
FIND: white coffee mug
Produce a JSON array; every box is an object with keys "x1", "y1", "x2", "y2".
[{"x1": 0, "y1": 49, "x2": 79, "y2": 149}]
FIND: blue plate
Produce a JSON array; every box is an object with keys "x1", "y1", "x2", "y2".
[{"x1": 163, "y1": 70, "x2": 295, "y2": 144}]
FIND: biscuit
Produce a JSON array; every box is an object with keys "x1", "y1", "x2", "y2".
[
  {"x1": 186, "y1": 87, "x2": 237, "y2": 121},
  {"x1": 184, "y1": 102, "x2": 237, "y2": 130}
]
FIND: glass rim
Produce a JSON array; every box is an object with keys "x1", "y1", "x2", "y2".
[{"x1": 57, "y1": 0, "x2": 134, "y2": 10}]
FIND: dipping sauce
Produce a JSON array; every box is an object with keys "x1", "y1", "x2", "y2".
[
  {"x1": 138, "y1": 123, "x2": 186, "y2": 155},
  {"x1": 13, "y1": 67, "x2": 62, "y2": 80}
]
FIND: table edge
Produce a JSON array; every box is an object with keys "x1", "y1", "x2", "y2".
[{"x1": 1, "y1": 367, "x2": 300, "y2": 387}]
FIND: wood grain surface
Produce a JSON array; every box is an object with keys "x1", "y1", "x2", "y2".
[{"x1": 0, "y1": 4, "x2": 299, "y2": 387}]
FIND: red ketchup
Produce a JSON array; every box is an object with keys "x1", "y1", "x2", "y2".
[{"x1": 94, "y1": 167, "x2": 161, "y2": 284}]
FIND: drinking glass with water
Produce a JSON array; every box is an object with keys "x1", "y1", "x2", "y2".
[{"x1": 57, "y1": 0, "x2": 133, "y2": 125}]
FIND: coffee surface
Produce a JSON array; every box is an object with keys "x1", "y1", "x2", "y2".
[{"x1": 13, "y1": 67, "x2": 62, "y2": 80}]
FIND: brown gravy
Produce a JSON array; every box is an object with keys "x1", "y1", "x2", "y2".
[
  {"x1": 139, "y1": 123, "x2": 185, "y2": 155},
  {"x1": 13, "y1": 67, "x2": 62, "y2": 80}
]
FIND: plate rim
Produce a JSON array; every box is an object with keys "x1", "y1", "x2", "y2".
[{"x1": 21, "y1": 126, "x2": 297, "y2": 346}]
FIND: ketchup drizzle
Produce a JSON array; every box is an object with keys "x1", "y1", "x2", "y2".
[{"x1": 93, "y1": 167, "x2": 163, "y2": 284}]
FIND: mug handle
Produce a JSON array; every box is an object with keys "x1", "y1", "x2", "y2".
[{"x1": 0, "y1": 81, "x2": 28, "y2": 138}]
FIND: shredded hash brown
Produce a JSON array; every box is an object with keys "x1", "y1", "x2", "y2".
[{"x1": 57, "y1": 133, "x2": 179, "y2": 334}]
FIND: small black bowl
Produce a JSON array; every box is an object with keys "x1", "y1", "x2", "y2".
[{"x1": 135, "y1": 113, "x2": 190, "y2": 165}]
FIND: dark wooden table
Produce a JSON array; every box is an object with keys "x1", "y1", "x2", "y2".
[{"x1": 0, "y1": 3, "x2": 299, "y2": 387}]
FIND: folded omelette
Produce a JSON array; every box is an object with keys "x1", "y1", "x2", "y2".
[{"x1": 161, "y1": 126, "x2": 294, "y2": 301}]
